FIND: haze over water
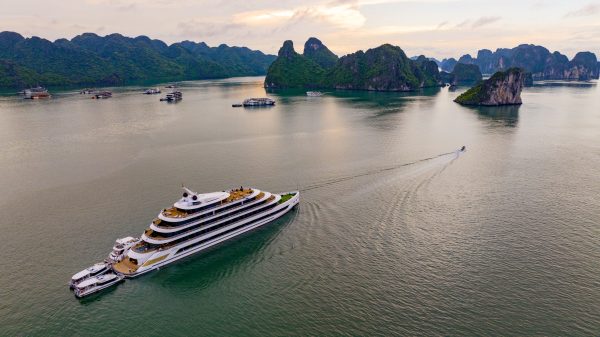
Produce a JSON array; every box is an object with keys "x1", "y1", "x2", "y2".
[{"x1": 1, "y1": 77, "x2": 599, "y2": 336}]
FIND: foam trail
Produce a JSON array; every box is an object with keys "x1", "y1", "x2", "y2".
[{"x1": 300, "y1": 148, "x2": 463, "y2": 192}]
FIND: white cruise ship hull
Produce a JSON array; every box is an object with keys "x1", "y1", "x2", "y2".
[{"x1": 113, "y1": 189, "x2": 299, "y2": 278}]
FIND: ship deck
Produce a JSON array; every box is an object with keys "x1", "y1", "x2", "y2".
[
  {"x1": 162, "y1": 188, "x2": 254, "y2": 219},
  {"x1": 112, "y1": 258, "x2": 138, "y2": 275}
]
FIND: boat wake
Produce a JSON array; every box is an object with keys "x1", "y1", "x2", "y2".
[{"x1": 300, "y1": 147, "x2": 464, "y2": 193}]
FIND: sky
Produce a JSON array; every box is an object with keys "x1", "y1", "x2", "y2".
[{"x1": 1, "y1": 0, "x2": 599, "y2": 59}]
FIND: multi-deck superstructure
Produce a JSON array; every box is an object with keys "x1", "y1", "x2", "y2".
[{"x1": 110, "y1": 186, "x2": 299, "y2": 277}]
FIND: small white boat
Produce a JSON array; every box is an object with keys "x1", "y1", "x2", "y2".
[
  {"x1": 69, "y1": 262, "x2": 109, "y2": 288},
  {"x1": 306, "y1": 91, "x2": 323, "y2": 97},
  {"x1": 73, "y1": 273, "x2": 123, "y2": 298},
  {"x1": 107, "y1": 237, "x2": 139, "y2": 263},
  {"x1": 144, "y1": 88, "x2": 161, "y2": 95}
]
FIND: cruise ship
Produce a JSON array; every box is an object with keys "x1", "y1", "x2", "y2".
[{"x1": 109, "y1": 186, "x2": 299, "y2": 278}]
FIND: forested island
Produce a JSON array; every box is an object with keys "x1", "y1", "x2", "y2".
[
  {"x1": 0, "y1": 31, "x2": 275, "y2": 88},
  {"x1": 1, "y1": 31, "x2": 598, "y2": 91},
  {"x1": 264, "y1": 38, "x2": 442, "y2": 91}
]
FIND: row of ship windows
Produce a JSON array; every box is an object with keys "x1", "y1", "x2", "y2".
[
  {"x1": 152, "y1": 198, "x2": 272, "y2": 238},
  {"x1": 175, "y1": 207, "x2": 283, "y2": 255},
  {"x1": 149, "y1": 203, "x2": 279, "y2": 250},
  {"x1": 163, "y1": 195, "x2": 262, "y2": 227}
]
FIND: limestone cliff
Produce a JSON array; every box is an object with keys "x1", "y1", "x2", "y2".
[{"x1": 454, "y1": 68, "x2": 524, "y2": 106}]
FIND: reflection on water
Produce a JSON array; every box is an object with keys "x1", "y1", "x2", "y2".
[
  {"x1": 156, "y1": 210, "x2": 296, "y2": 290},
  {"x1": 469, "y1": 104, "x2": 520, "y2": 127}
]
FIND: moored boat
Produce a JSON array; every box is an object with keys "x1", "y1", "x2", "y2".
[
  {"x1": 92, "y1": 91, "x2": 112, "y2": 99},
  {"x1": 242, "y1": 97, "x2": 275, "y2": 107},
  {"x1": 24, "y1": 86, "x2": 51, "y2": 99},
  {"x1": 306, "y1": 91, "x2": 323, "y2": 97},
  {"x1": 160, "y1": 91, "x2": 182, "y2": 102},
  {"x1": 69, "y1": 262, "x2": 109, "y2": 289},
  {"x1": 73, "y1": 273, "x2": 123, "y2": 298},
  {"x1": 144, "y1": 88, "x2": 161, "y2": 95}
]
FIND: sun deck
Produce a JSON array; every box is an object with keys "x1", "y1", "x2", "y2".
[{"x1": 161, "y1": 188, "x2": 255, "y2": 219}]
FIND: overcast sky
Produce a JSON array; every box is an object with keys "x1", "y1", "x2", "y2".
[{"x1": 1, "y1": 0, "x2": 599, "y2": 59}]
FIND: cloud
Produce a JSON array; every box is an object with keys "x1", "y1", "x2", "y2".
[
  {"x1": 177, "y1": 20, "x2": 245, "y2": 38},
  {"x1": 471, "y1": 16, "x2": 501, "y2": 28},
  {"x1": 233, "y1": 3, "x2": 367, "y2": 29},
  {"x1": 564, "y1": 3, "x2": 600, "y2": 17},
  {"x1": 436, "y1": 21, "x2": 449, "y2": 30},
  {"x1": 454, "y1": 19, "x2": 470, "y2": 28}
]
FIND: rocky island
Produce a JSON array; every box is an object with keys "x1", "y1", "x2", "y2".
[
  {"x1": 452, "y1": 44, "x2": 599, "y2": 81},
  {"x1": 454, "y1": 68, "x2": 525, "y2": 106},
  {"x1": 265, "y1": 38, "x2": 442, "y2": 91}
]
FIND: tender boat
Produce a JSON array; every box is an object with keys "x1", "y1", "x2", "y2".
[
  {"x1": 242, "y1": 97, "x2": 275, "y2": 107},
  {"x1": 306, "y1": 91, "x2": 323, "y2": 97},
  {"x1": 107, "y1": 237, "x2": 139, "y2": 263},
  {"x1": 69, "y1": 262, "x2": 109, "y2": 289},
  {"x1": 73, "y1": 273, "x2": 123, "y2": 298}
]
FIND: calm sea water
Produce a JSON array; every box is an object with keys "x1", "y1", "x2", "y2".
[{"x1": 1, "y1": 77, "x2": 599, "y2": 336}]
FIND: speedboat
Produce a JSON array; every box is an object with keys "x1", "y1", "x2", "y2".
[
  {"x1": 69, "y1": 262, "x2": 109, "y2": 288},
  {"x1": 73, "y1": 273, "x2": 123, "y2": 298}
]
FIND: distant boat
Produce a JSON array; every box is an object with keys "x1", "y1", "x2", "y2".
[
  {"x1": 232, "y1": 103, "x2": 243, "y2": 107},
  {"x1": 242, "y1": 97, "x2": 275, "y2": 107},
  {"x1": 160, "y1": 91, "x2": 182, "y2": 102},
  {"x1": 306, "y1": 91, "x2": 323, "y2": 97},
  {"x1": 92, "y1": 91, "x2": 112, "y2": 99},
  {"x1": 165, "y1": 83, "x2": 178, "y2": 89},
  {"x1": 144, "y1": 88, "x2": 161, "y2": 95},
  {"x1": 23, "y1": 86, "x2": 51, "y2": 99},
  {"x1": 79, "y1": 88, "x2": 95, "y2": 94}
]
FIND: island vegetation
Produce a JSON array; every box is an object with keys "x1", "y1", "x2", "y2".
[
  {"x1": 265, "y1": 38, "x2": 442, "y2": 91},
  {"x1": 0, "y1": 31, "x2": 276, "y2": 89}
]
